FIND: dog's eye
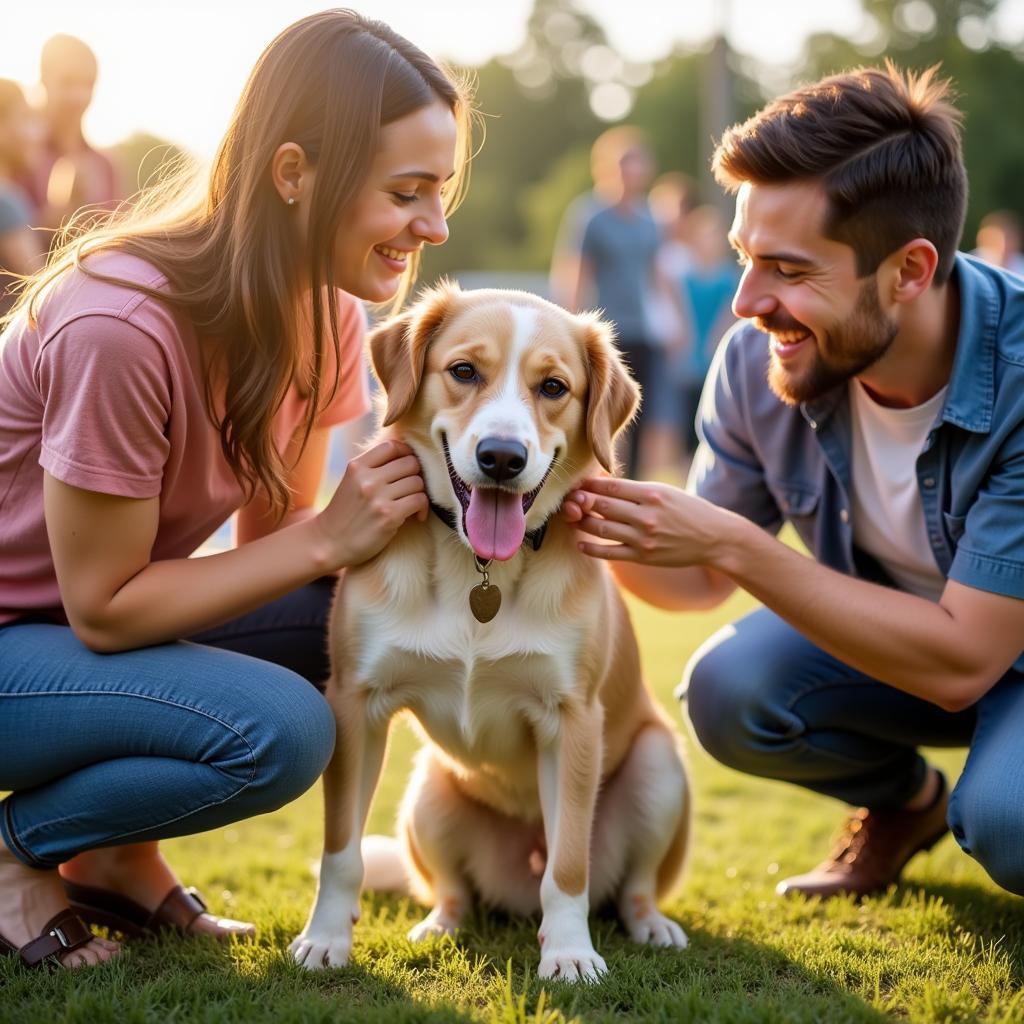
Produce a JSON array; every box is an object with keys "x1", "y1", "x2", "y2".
[
  {"x1": 540, "y1": 378, "x2": 568, "y2": 399},
  {"x1": 449, "y1": 362, "x2": 479, "y2": 383}
]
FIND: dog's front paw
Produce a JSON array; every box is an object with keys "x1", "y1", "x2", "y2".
[
  {"x1": 408, "y1": 906, "x2": 460, "y2": 943},
  {"x1": 289, "y1": 929, "x2": 353, "y2": 970},
  {"x1": 538, "y1": 945, "x2": 608, "y2": 983}
]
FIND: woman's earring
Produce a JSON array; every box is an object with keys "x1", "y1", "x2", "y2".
[{"x1": 287, "y1": 196, "x2": 296, "y2": 206}]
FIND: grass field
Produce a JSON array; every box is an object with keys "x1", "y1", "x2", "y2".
[{"x1": 4, "y1": 586, "x2": 1024, "y2": 1023}]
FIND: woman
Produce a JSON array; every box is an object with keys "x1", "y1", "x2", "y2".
[{"x1": 0, "y1": 10, "x2": 472, "y2": 969}]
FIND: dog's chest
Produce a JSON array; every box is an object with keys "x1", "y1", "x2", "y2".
[{"x1": 351, "y1": 595, "x2": 584, "y2": 765}]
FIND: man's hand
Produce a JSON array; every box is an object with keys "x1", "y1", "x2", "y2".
[{"x1": 568, "y1": 476, "x2": 737, "y2": 568}]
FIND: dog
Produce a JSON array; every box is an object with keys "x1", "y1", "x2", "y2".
[{"x1": 290, "y1": 284, "x2": 690, "y2": 982}]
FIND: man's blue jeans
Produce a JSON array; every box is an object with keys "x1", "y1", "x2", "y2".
[
  {"x1": 0, "y1": 580, "x2": 336, "y2": 869},
  {"x1": 684, "y1": 606, "x2": 1024, "y2": 896}
]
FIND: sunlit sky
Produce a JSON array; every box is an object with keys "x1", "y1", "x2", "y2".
[{"x1": 5, "y1": 1, "x2": 1023, "y2": 160}]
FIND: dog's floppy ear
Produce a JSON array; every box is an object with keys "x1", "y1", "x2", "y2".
[
  {"x1": 581, "y1": 316, "x2": 640, "y2": 474},
  {"x1": 369, "y1": 283, "x2": 457, "y2": 427}
]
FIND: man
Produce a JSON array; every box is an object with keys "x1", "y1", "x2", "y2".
[
  {"x1": 19, "y1": 35, "x2": 121, "y2": 242},
  {"x1": 551, "y1": 125, "x2": 686, "y2": 478},
  {"x1": 973, "y1": 210, "x2": 1024, "y2": 277},
  {"x1": 564, "y1": 63, "x2": 1024, "y2": 899},
  {"x1": 0, "y1": 79, "x2": 44, "y2": 317}
]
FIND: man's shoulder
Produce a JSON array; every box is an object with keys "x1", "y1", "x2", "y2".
[
  {"x1": 580, "y1": 200, "x2": 617, "y2": 232},
  {"x1": 955, "y1": 254, "x2": 1024, "y2": 379}
]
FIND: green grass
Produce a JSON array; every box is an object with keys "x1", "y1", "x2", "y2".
[{"x1": 4, "y1": 586, "x2": 1024, "y2": 1023}]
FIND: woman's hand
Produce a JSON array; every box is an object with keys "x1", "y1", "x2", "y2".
[
  {"x1": 316, "y1": 440, "x2": 428, "y2": 569},
  {"x1": 569, "y1": 476, "x2": 736, "y2": 568}
]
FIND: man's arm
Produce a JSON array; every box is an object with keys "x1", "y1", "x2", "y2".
[{"x1": 573, "y1": 477, "x2": 1024, "y2": 712}]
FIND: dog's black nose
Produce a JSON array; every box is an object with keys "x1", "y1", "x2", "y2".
[{"x1": 476, "y1": 438, "x2": 527, "y2": 482}]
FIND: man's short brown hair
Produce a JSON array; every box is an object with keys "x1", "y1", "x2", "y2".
[{"x1": 712, "y1": 62, "x2": 967, "y2": 285}]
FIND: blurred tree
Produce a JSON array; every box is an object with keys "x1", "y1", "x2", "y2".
[
  {"x1": 422, "y1": 0, "x2": 1024, "y2": 285},
  {"x1": 421, "y1": 57, "x2": 600, "y2": 282},
  {"x1": 421, "y1": 0, "x2": 607, "y2": 283},
  {"x1": 111, "y1": 132, "x2": 192, "y2": 198}
]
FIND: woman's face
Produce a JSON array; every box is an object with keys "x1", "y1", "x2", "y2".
[{"x1": 333, "y1": 98, "x2": 457, "y2": 303}]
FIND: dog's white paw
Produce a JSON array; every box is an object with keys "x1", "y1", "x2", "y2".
[
  {"x1": 538, "y1": 946, "x2": 608, "y2": 983},
  {"x1": 289, "y1": 931, "x2": 352, "y2": 971},
  {"x1": 624, "y1": 910, "x2": 688, "y2": 948},
  {"x1": 408, "y1": 906, "x2": 460, "y2": 943},
  {"x1": 620, "y1": 894, "x2": 688, "y2": 948}
]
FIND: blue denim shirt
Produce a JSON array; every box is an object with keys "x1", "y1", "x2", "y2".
[{"x1": 692, "y1": 254, "x2": 1024, "y2": 627}]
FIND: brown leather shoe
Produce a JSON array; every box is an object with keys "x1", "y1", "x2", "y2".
[{"x1": 776, "y1": 772, "x2": 950, "y2": 899}]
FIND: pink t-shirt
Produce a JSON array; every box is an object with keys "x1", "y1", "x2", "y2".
[{"x1": 0, "y1": 252, "x2": 371, "y2": 624}]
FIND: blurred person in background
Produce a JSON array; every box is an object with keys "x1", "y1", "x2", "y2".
[
  {"x1": 649, "y1": 170, "x2": 699, "y2": 282},
  {"x1": 0, "y1": 78, "x2": 44, "y2": 316},
  {"x1": 0, "y1": 11, "x2": 470, "y2": 970},
  {"x1": 672, "y1": 205, "x2": 740, "y2": 468},
  {"x1": 643, "y1": 171, "x2": 699, "y2": 475},
  {"x1": 551, "y1": 125, "x2": 686, "y2": 478},
  {"x1": 973, "y1": 209, "x2": 1024, "y2": 277},
  {"x1": 18, "y1": 35, "x2": 122, "y2": 243}
]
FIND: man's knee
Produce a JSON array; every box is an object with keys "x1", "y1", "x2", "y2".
[
  {"x1": 683, "y1": 626, "x2": 767, "y2": 769},
  {"x1": 682, "y1": 620, "x2": 814, "y2": 775},
  {"x1": 949, "y1": 777, "x2": 1024, "y2": 896}
]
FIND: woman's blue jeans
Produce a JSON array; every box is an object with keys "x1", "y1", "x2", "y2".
[
  {"x1": 0, "y1": 580, "x2": 336, "y2": 869},
  {"x1": 684, "y1": 606, "x2": 1024, "y2": 895}
]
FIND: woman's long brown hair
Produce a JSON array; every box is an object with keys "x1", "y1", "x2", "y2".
[{"x1": 7, "y1": 9, "x2": 474, "y2": 517}]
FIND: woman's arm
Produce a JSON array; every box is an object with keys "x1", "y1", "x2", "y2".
[{"x1": 44, "y1": 439, "x2": 426, "y2": 653}]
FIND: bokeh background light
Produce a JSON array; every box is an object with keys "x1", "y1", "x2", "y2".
[{"x1": 2, "y1": 0, "x2": 879, "y2": 159}]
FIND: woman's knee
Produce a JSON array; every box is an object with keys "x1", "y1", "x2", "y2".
[
  {"x1": 949, "y1": 776, "x2": 1024, "y2": 896},
  {"x1": 241, "y1": 668, "x2": 336, "y2": 810}
]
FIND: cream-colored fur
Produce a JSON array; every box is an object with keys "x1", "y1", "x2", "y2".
[{"x1": 291, "y1": 285, "x2": 690, "y2": 982}]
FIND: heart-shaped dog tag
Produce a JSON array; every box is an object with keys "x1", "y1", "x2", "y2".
[{"x1": 469, "y1": 582, "x2": 502, "y2": 623}]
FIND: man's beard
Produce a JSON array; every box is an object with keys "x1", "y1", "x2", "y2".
[{"x1": 764, "y1": 277, "x2": 898, "y2": 406}]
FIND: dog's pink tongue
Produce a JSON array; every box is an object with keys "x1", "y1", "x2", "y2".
[{"x1": 465, "y1": 487, "x2": 525, "y2": 561}]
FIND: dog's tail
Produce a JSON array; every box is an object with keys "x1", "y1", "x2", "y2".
[{"x1": 361, "y1": 834, "x2": 411, "y2": 895}]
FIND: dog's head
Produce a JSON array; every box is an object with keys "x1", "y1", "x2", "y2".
[{"x1": 369, "y1": 282, "x2": 639, "y2": 561}]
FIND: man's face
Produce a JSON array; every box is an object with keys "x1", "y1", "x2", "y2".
[
  {"x1": 617, "y1": 146, "x2": 653, "y2": 197},
  {"x1": 729, "y1": 181, "x2": 897, "y2": 405},
  {"x1": 42, "y1": 55, "x2": 97, "y2": 125}
]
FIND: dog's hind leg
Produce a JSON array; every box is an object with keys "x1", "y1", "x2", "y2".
[
  {"x1": 399, "y1": 749, "x2": 477, "y2": 941},
  {"x1": 400, "y1": 749, "x2": 545, "y2": 940},
  {"x1": 591, "y1": 721, "x2": 689, "y2": 948}
]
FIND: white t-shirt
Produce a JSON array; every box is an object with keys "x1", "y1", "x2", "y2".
[{"x1": 849, "y1": 379, "x2": 949, "y2": 602}]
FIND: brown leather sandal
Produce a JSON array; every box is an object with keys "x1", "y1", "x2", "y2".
[
  {"x1": 0, "y1": 908, "x2": 95, "y2": 968},
  {"x1": 62, "y1": 880, "x2": 255, "y2": 941}
]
